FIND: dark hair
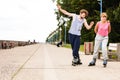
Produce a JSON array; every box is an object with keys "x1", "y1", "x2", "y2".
[{"x1": 80, "y1": 9, "x2": 88, "y2": 16}]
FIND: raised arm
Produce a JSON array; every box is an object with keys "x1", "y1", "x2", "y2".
[
  {"x1": 84, "y1": 19, "x2": 94, "y2": 30},
  {"x1": 57, "y1": 4, "x2": 74, "y2": 17}
]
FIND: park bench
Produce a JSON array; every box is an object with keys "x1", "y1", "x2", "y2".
[{"x1": 98, "y1": 43, "x2": 120, "y2": 61}]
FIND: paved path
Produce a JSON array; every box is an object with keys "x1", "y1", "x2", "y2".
[{"x1": 0, "y1": 44, "x2": 120, "y2": 80}]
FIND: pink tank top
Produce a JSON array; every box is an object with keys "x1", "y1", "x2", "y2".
[{"x1": 97, "y1": 21, "x2": 110, "y2": 36}]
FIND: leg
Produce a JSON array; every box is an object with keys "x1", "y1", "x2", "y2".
[
  {"x1": 93, "y1": 39, "x2": 101, "y2": 59},
  {"x1": 102, "y1": 37, "x2": 108, "y2": 60},
  {"x1": 88, "y1": 34, "x2": 102, "y2": 66},
  {"x1": 69, "y1": 34, "x2": 77, "y2": 66},
  {"x1": 72, "y1": 36, "x2": 82, "y2": 66},
  {"x1": 73, "y1": 36, "x2": 80, "y2": 59},
  {"x1": 93, "y1": 34, "x2": 103, "y2": 59},
  {"x1": 102, "y1": 36, "x2": 108, "y2": 67},
  {"x1": 69, "y1": 34, "x2": 80, "y2": 59},
  {"x1": 69, "y1": 34, "x2": 74, "y2": 51}
]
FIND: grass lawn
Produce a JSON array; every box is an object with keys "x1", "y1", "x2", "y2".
[{"x1": 63, "y1": 44, "x2": 84, "y2": 52}]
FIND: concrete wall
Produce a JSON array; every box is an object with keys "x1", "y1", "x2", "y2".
[{"x1": 0, "y1": 40, "x2": 37, "y2": 49}]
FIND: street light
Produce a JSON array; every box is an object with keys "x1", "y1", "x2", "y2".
[
  {"x1": 63, "y1": 18, "x2": 70, "y2": 44},
  {"x1": 64, "y1": 22, "x2": 67, "y2": 44},
  {"x1": 97, "y1": 0, "x2": 102, "y2": 14},
  {"x1": 59, "y1": 27, "x2": 62, "y2": 41},
  {"x1": 56, "y1": 30, "x2": 58, "y2": 42},
  {"x1": 97, "y1": 0, "x2": 102, "y2": 49},
  {"x1": 53, "y1": 32, "x2": 56, "y2": 42}
]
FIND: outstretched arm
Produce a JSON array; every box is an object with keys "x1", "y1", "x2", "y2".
[
  {"x1": 84, "y1": 19, "x2": 94, "y2": 30},
  {"x1": 57, "y1": 4, "x2": 74, "y2": 17}
]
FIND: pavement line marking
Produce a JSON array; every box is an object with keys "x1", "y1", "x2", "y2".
[
  {"x1": 43, "y1": 45, "x2": 59, "y2": 80},
  {"x1": 11, "y1": 44, "x2": 41, "y2": 80}
]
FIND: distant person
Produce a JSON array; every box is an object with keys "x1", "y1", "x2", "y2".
[
  {"x1": 88, "y1": 12, "x2": 111, "y2": 67},
  {"x1": 57, "y1": 40, "x2": 62, "y2": 47},
  {"x1": 33, "y1": 39, "x2": 36, "y2": 44},
  {"x1": 57, "y1": 4, "x2": 94, "y2": 66}
]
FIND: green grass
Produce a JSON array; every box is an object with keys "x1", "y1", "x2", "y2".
[{"x1": 63, "y1": 44, "x2": 84, "y2": 52}]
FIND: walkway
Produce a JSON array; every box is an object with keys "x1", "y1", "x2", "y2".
[{"x1": 0, "y1": 44, "x2": 120, "y2": 80}]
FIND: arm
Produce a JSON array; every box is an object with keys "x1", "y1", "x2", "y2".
[
  {"x1": 94, "y1": 22, "x2": 99, "y2": 34},
  {"x1": 57, "y1": 4, "x2": 74, "y2": 17},
  {"x1": 84, "y1": 19, "x2": 94, "y2": 30},
  {"x1": 108, "y1": 24, "x2": 111, "y2": 34}
]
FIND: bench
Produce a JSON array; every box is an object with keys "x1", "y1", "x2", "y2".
[{"x1": 98, "y1": 43, "x2": 120, "y2": 61}]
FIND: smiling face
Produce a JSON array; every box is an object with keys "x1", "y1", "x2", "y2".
[
  {"x1": 100, "y1": 13, "x2": 108, "y2": 22},
  {"x1": 101, "y1": 16, "x2": 107, "y2": 22},
  {"x1": 79, "y1": 9, "x2": 88, "y2": 19},
  {"x1": 80, "y1": 13, "x2": 86, "y2": 18}
]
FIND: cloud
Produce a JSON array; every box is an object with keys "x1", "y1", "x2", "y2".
[{"x1": 0, "y1": 0, "x2": 58, "y2": 42}]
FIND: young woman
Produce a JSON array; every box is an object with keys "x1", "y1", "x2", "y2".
[
  {"x1": 88, "y1": 12, "x2": 111, "y2": 67},
  {"x1": 57, "y1": 4, "x2": 94, "y2": 66}
]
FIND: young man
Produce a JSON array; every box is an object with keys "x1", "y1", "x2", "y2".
[
  {"x1": 88, "y1": 12, "x2": 111, "y2": 67},
  {"x1": 57, "y1": 4, "x2": 94, "y2": 66}
]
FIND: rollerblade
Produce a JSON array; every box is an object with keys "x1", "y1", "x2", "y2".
[
  {"x1": 77, "y1": 60, "x2": 82, "y2": 65},
  {"x1": 72, "y1": 58, "x2": 82, "y2": 66},
  {"x1": 103, "y1": 60, "x2": 107, "y2": 68},
  {"x1": 88, "y1": 58, "x2": 96, "y2": 66},
  {"x1": 72, "y1": 58, "x2": 78, "y2": 66}
]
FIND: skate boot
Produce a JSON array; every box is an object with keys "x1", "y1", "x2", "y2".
[
  {"x1": 103, "y1": 60, "x2": 107, "y2": 67},
  {"x1": 77, "y1": 59, "x2": 82, "y2": 65},
  {"x1": 88, "y1": 58, "x2": 96, "y2": 66},
  {"x1": 72, "y1": 58, "x2": 78, "y2": 66}
]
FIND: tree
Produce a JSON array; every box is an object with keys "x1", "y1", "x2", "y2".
[{"x1": 48, "y1": 0, "x2": 120, "y2": 43}]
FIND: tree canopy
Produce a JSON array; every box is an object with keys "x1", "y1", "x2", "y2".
[{"x1": 46, "y1": 0, "x2": 120, "y2": 44}]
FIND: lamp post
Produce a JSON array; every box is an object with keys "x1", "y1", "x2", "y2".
[
  {"x1": 56, "y1": 30, "x2": 58, "y2": 42},
  {"x1": 97, "y1": 0, "x2": 102, "y2": 14},
  {"x1": 64, "y1": 22, "x2": 67, "y2": 44},
  {"x1": 53, "y1": 32, "x2": 56, "y2": 42},
  {"x1": 64, "y1": 17, "x2": 70, "y2": 44},
  {"x1": 59, "y1": 27, "x2": 62, "y2": 41},
  {"x1": 98, "y1": 0, "x2": 102, "y2": 49}
]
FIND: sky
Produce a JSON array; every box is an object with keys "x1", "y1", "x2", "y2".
[{"x1": 0, "y1": 0, "x2": 58, "y2": 42}]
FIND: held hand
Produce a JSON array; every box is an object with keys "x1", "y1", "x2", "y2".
[
  {"x1": 90, "y1": 21, "x2": 94, "y2": 26},
  {"x1": 107, "y1": 20, "x2": 110, "y2": 23},
  {"x1": 57, "y1": 4, "x2": 61, "y2": 10}
]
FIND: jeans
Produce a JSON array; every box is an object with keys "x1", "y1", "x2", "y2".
[
  {"x1": 69, "y1": 33, "x2": 80, "y2": 59},
  {"x1": 93, "y1": 34, "x2": 108, "y2": 60}
]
